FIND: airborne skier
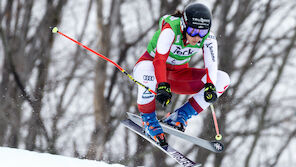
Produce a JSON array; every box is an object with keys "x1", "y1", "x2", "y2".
[
  {"x1": 50, "y1": 3, "x2": 229, "y2": 166},
  {"x1": 132, "y1": 3, "x2": 230, "y2": 145}
]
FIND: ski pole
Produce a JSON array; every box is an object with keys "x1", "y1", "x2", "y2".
[
  {"x1": 210, "y1": 104, "x2": 222, "y2": 141},
  {"x1": 50, "y1": 27, "x2": 157, "y2": 95}
]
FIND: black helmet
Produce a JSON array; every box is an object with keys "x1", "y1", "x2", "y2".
[{"x1": 181, "y1": 3, "x2": 212, "y2": 31}]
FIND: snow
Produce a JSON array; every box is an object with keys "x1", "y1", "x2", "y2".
[{"x1": 0, "y1": 147, "x2": 124, "y2": 167}]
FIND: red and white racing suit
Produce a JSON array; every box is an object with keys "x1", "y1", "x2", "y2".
[{"x1": 133, "y1": 23, "x2": 230, "y2": 114}]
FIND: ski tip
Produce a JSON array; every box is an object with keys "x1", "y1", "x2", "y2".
[
  {"x1": 126, "y1": 112, "x2": 133, "y2": 117},
  {"x1": 211, "y1": 141, "x2": 224, "y2": 153}
]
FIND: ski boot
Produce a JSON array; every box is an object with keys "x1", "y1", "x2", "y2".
[
  {"x1": 141, "y1": 112, "x2": 168, "y2": 146},
  {"x1": 163, "y1": 102, "x2": 198, "y2": 132}
]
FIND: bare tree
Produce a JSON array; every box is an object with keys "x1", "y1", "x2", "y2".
[
  {"x1": 0, "y1": 0, "x2": 68, "y2": 150},
  {"x1": 1, "y1": 0, "x2": 295, "y2": 167},
  {"x1": 193, "y1": 0, "x2": 296, "y2": 166},
  {"x1": 85, "y1": 0, "x2": 296, "y2": 166}
]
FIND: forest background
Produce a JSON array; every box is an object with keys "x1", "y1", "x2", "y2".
[{"x1": 0, "y1": 0, "x2": 295, "y2": 166}]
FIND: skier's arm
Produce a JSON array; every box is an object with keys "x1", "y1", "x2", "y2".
[
  {"x1": 203, "y1": 33, "x2": 218, "y2": 103},
  {"x1": 153, "y1": 24, "x2": 175, "y2": 83},
  {"x1": 203, "y1": 33, "x2": 218, "y2": 85},
  {"x1": 153, "y1": 23, "x2": 175, "y2": 106}
]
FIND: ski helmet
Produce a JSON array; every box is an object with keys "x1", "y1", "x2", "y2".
[{"x1": 181, "y1": 3, "x2": 212, "y2": 32}]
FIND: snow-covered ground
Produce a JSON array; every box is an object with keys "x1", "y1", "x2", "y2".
[{"x1": 0, "y1": 147, "x2": 124, "y2": 167}]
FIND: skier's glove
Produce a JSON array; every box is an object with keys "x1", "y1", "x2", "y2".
[
  {"x1": 156, "y1": 82, "x2": 172, "y2": 107},
  {"x1": 204, "y1": 83, "x2": 217, "y2": 103}
]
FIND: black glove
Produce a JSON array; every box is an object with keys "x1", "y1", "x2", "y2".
[
  {"x1": 204, "y1": 83, "x2": 217, "y2": 103},
  {"x1": 156, "y1": 82, "x2": 172, "y2": 107}
]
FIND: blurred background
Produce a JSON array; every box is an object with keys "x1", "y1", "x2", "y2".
[{"x1": 0, "y1": 0, "x2": 296, "y2": 166}]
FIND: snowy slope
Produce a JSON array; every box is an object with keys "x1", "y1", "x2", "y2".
[{"x1": 0, "y1": 147, "x2": 123, "y2": 167}]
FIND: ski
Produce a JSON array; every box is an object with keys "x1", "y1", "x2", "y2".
[
  {"x1": 121, "y1": 119, "x2": 201, "y2": 167},
  {"x1": 126, "y1": 112, "x2": 224, "y2": 153}
]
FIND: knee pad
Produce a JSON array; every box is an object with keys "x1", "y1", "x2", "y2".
[
  {"x1": 216, "y1": 71, "x2": 230, "y2": 94},
  {"x1": 133, "y1": 61, "x2": 157, "y2": 105}
]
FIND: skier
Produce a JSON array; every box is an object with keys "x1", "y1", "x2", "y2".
[{"x1": 133, "y1": 3, "x2": 230, "y2": 145}]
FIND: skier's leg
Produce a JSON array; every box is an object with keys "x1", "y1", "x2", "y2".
[
  {"x1": 190, "y1": 70, "x2": 230, "y2": 111},
  {"x1": 133, "y1": 60, "x2": 166, "y2": 145},
  {"x1": 133, "y1": 60, "x2": 157, "y2": 114},
  {"x1": 164, "y1": 70, "x2": 230, "y2": 131}
]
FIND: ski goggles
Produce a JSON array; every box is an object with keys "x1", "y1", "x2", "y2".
[{"x1": 186, "y1": 26, "x2": 209, "y2": 38}]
